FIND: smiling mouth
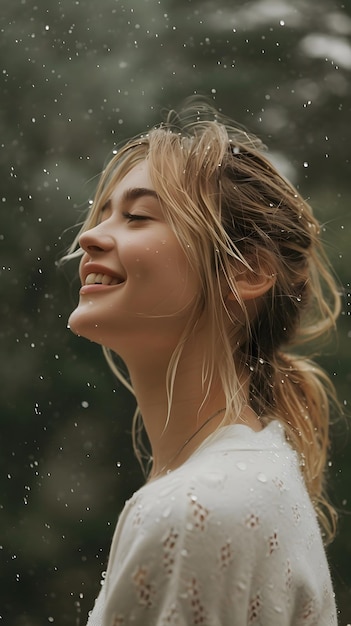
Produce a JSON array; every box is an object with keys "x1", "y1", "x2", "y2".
[{"x1": 85, "y1": 272, "x2": 123, "y2": 286}]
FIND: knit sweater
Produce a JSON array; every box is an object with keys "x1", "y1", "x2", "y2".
[{"x1": 86, "y1": 420, "x2": 337, "y2": 625}]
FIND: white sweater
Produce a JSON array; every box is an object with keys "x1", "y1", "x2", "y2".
[{"x1": 86, "y1": 420, "x2": 337, "y2": 625}]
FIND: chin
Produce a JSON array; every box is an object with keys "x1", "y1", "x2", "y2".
[
  {"x1": 68, "y1": 307, "x2": 79, "y2": 333},
  {"x1": 68, "y1": 306, "x2": 95, "y2": 340},
  {"x1": 67, "y1": 307, "x2": 114, "y2": 349}
]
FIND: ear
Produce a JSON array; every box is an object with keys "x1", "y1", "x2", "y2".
[{"x1": 227, "y1": 268, "x2": 275, "y2": 303}]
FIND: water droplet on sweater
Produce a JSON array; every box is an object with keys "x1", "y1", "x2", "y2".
[
  {"x1": 236, "y1": 462, "x2": 247, "y2": 471},
  {"x1": 200, "y1": 471, "x2": 224, "y2": 487},
  {"x1": 236, "y1": 580, "x2": 247, "y2": 591}
]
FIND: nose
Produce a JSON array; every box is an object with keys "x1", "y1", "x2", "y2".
[{"x1": 79, "y1": 225, "x2": 115, "y2": 255}]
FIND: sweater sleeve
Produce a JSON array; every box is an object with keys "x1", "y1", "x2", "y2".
[{"x1": 101, "y1": 449, "x2": 337, "y2": 626}]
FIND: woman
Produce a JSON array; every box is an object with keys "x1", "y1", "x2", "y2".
[{"x1": 66, "y1": 100, "x2": 340, "y2": 625}]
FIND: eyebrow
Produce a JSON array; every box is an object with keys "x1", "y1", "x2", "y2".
[
  {"x1": 101, "y1": 187, "x2": 159, "y2": 212},
  {"x1": 122, "y1": 187, "x2": 159, "y2": 203}
]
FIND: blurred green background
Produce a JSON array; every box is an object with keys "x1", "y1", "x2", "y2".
[{"x1": 1, "y1": 0, "x2": 350, "y2": 623}]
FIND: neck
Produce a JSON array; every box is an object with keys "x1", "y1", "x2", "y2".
[
  {"x1": 121, "y1": 327, "x2": 261, "y2": 479},
  {"x1": 128, "y1": 348, "x2": 216, "y2": 455}
]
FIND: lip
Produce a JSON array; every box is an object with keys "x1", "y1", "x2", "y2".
[
  {"x1": 79, "y1": 283, "x2": 123, "y2": 296},
  {"x1": 80, "y1": 262, "x2": 125, "y2": 287}
]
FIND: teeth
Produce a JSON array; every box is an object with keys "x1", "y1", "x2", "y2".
[
  {"x1": 85, "y1": 272, "x2": 121, "y2": 286},
  {"x1": 85, "y1": 273, "x2": 96, "y2": 285}
]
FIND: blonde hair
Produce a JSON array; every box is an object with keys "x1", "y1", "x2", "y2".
[{"x1": 64, "y1": 100, "x2": 341, "y2": 543}]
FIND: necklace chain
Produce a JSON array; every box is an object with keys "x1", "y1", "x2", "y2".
[{"x1": 149, "y1": 407, "x2": 226, "y2": 480}]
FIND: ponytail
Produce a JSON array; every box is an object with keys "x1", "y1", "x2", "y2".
[{"x1": 269, "y1": 354, "x2": 338, "y2": 543}]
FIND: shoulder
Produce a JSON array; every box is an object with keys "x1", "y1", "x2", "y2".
[
  {"x1": 103, "y1": 422, "x2": 336, "y2": 625},
  {"x1": 141, "y1": 421, "x2": 308, "y2": 511},
  {"x1": 135, "y1": 421, "x2": 317, "y2": 547}
]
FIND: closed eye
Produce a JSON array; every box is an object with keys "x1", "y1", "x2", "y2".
[{"x1": 123, "y1": 212, "x2": 150, "y2": 223}]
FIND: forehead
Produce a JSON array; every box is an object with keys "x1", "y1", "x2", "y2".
[{"x1": 110, "y1": 160, "x2": 153, "y2": 202}]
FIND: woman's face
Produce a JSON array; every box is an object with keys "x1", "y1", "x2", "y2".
[{"x1": 68, "y1": 160, "x2": 201, "y2": 357}]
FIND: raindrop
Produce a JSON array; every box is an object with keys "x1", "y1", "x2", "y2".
[
  {"x1": 236, "y1": 581, "x2": 247, "y2": 591},
  {"x1": 236, "y1": 462, "x2": 247, "y2": 471},
  {"x1": 257, "y1": 472, "x2": 267, "y2": 483}
]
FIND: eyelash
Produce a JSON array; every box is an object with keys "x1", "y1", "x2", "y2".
[{"x1": 123, "y1": 212, "x2": 148, "y2": 222}]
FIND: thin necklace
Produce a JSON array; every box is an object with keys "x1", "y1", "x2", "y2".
[{"x1": 149, "y1": 407, "x2": 226, "y2": 481}]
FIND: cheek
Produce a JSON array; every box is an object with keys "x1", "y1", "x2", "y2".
[
  {"x1": 134, "y1": 252, "x2": 187, "y2": 286},
  {"x1": 122, "y1": 235, "x2": 184, "y2": 278},
  {"x1": 120, "y1": 229, "x2": 201, "y2": 303}
]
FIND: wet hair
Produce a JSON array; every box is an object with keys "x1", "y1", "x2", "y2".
[{"x1": 64, "y1": 99, "x2": 341, "y2": 543}]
